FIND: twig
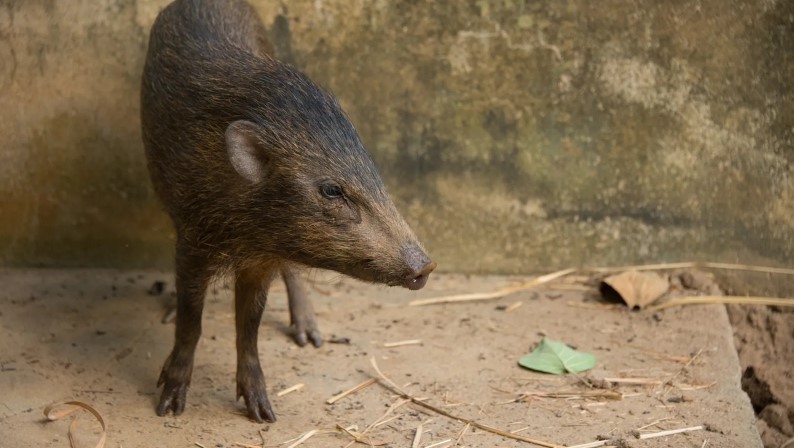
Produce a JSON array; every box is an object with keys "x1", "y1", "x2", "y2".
[
  {"x1": 510, "y1": 376, "x2": 565, "y2": 383},
  {"x1": 409, "y1": 269, "x2": 575, "y2": 306},
  {"x1": 636, "y1": 417, "x2": 674, "y2": 431},
  {"x1": 72, "y1": 389, "x2": 119, "y2": 394},
  {"x1": 504, "y1": 301, "x2": 523, "y2": 312},
  {"x1": 588, "y1": 261, "x2": 794, "y2": 276},
  {"x1": 545, "y1": 284, "x2": 594, "y2": 292},
  {"x1": 277, "y1": 383, "x2": 305, "y2": 397},
  {"x1": 566, "y1": 441, "x2": 609, "y2": 448},
  {"x1": 514, "y1": 390, "x2": 623, "y2": 401},
  {"x1": 674, "y1": 381, "x2": 716, "y2": 390},
  {"x1": 633, "y1": 348, "x2": 693, "y2": 363},
  {"x1": 285, "y1": 429, "x2": 318, "y2": 448},
  {"x1": 372, "y1": 415, "x2": 400, "y2": 428},
  {"x1": 638, "y1": 425, "x2": 703, "y2": 439},
  {"x1": 646, "y1": 296, "x2": 793, "y2": 312},
  {"x1": 365, "y1": 398, "x2": 410, "y2": 433},
  {"x1": 342, "y1": 398, "x2": 410, "y2": 448},
  {"x1": 384, "y1": 339, "x2": 422, "y2": 348},
  {"x1": 602, "y1": 377, "x2": 663, "y2": 386},
  {"x1": 665, "y1": 348, "x2": 702, "y2": 388},
  {"x1": 570, "y1": 425, "x2": 703, "y2": 447},
  {"x1": 369, "y1": 358, "x2": 562, "y2": 448},
  {"x1": 412, "y1": 424, "x2": 424, "y2": 448},
  {"x1": 566, "y1": 302, "x2": 620, "y2": 311},
  {"x1": 454, "y1": 423, "x2": 471, "y2": 446},
  {"x1": 336, "y1": 425, "x2": 386, "y2": 447},
  {"x1": 425, "y1": 439, "x2": 453, "y2": 448},
  {"x1": 327, "y1": 378, "x2": 378, "y2": 404}
]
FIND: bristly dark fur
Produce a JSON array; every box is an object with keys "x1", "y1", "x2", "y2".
[
  {"x1": 142, "y1": 0, "x2": 392, "y2": 274},
  {"x1": 141, "y1": 0, "x2": 434, "y2": 423}
]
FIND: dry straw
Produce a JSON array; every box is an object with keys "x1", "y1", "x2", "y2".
[
  {"x1": 43, "y1": 401, "x2": 107, "y2": 448},
  {"x1": 410, "y1": 261, "x2": 793, "y2": 311}
]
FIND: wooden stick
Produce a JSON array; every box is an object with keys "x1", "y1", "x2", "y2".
[
  {"x1": 646, "y1": 296, "x2": 793, "y2": 312},
  {"x1": 566, "y1": 441, "x2": 609, "y2": 448},
  {"x1": 285, "y1": 429, "x2": 318, "y2": 448},
  {"x1": 326, "y1": 378, "x2": 378, "y2": 404},
  {"x1": 409, "y1": 269, "x2": 576, "y2": 306},
  {"x1": 341, "y1": 398, "x2": 410, "y2": 448},
  {"x1": 636, "y1": 417, "x2": 673, "y2": 431},
  {"x1": 638, "y1": 425, "x2": 703, "y2": 439},
  {"x1": 384, "y1": 339, "x2": 422, "y2": 348},
  {"x1": 588, "y1": 261, "x2": 794, "y2": 276},
  {"x1": 277, "y1": 383, "x2": 305, "y2": 397},
  {"x1": 372, "y1": 415, "x2": 400, "y2": 428},
  {"x1": 337, "y1": 425, "x2": 380, "y2": 447},
  {"x1": 232, "y1": 443, "x2": 259, "y2": 448},
  {"x1": 425, "y1": 439, "x2": 453, "y2": 448},
  {"x1": 602, "y1": 377, "x2": 663, "y2": 385},
  {"x1": 516, "y1": 390, "x2": 623, "y2": 400},
  {"x1": 412, "y1": 424, "x2": 424, "y2": 448},
  {"x1": 505, "y1": 301, "x2": 524, "y2": 312},
  {"x1": 569, "y1": 425, "x2": 704, "y2": 447},
  {"x1": 454, "y1": 422, "x2": 471, "y2": 446}
]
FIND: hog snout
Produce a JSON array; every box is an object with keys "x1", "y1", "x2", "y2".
[{"x1": 402, "y1": 245, "x2": 437, "y2": 290}]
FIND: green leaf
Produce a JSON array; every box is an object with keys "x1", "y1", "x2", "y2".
[{"x1": 518, "y1": 338, "x2": 596, "y2": 375}]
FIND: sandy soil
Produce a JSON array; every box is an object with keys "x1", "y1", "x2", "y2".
[{"x1": 0, "y1": 269, "x2": 762, "y2": 447}]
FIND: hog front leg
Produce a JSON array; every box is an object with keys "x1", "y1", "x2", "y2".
[
  {"x1": 235, "y1": 267, "x2": 277, "y2": 422},
  {"x1": 157, "y1": 242, "x2": 213, "y2": 416}
]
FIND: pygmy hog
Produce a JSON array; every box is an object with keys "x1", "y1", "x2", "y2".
[{"x1": 141, "y1": 0, "x2": 436, "y2": 422}]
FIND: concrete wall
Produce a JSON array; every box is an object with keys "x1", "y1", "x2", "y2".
[{"x1": 1, "y1": 0, "x2": 792, "y2": 274}]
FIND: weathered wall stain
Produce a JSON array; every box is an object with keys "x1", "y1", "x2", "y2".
[
  {"x1": 0, "y1": 0, "x2": 792, "y2": 275},
  {"x1": 0, "y1": 0, "x2": 170, "y2": 266}
]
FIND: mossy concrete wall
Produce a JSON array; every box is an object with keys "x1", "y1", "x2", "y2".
[{"x1": 1, "y1": 0, "x2": 792, "y2": 274}]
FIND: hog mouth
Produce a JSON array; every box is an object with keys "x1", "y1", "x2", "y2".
[
  {"x1": 297, "y1": 250, "x2": 436, "y2": 291},
  {"x1": 339, "y1": 260, "x2": 436, "y2": 291}
]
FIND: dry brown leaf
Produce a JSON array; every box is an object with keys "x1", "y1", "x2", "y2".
[{"x1": 600, "y1": 271, "x2": 669, "y2": 309}]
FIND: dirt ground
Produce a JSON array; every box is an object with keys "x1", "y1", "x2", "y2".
[
  {"x1": 728, "y1": 304, "x2": 794, "y2": 448},
  {"x1": 0, "y1": 269, "x2": 767, "y2": 447}
]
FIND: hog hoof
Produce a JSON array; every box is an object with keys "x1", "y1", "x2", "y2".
[
  {"x1": 293, "y1": 324, "x2": 324, "y2": 348},
  {"x1": 237, "y1": 380, "x2": 276, "y2": 423},
  {"x1": 156, "y1": 355, "x2": 193, "y2": 416},
  {"x1": 156, "y1": 381, "x2": 188, "y2": 416}
]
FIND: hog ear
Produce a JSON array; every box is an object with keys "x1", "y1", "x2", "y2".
[{"x1": 226, "y1": 120, "x2": 270, "y2": 184}]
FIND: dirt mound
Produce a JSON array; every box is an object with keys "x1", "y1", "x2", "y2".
[{"x1": 728, "y1": 304, "x2": 794, "y2": 447}]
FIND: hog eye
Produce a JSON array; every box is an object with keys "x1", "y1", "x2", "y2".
[{"x1": 320, "y1": 183, "x2": 344, "y2": 199}]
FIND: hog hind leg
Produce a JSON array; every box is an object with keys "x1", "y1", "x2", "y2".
[{"x1": 282, "y1": 267, "x2": 323, "y2": 348}]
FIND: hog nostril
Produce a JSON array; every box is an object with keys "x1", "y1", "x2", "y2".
[
  {"x1": 418, "y1": 261, "x2": 437, "y2": 276},
  {"x1": 404, "y1": 261, "x2": 437, "y2": 291}
]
